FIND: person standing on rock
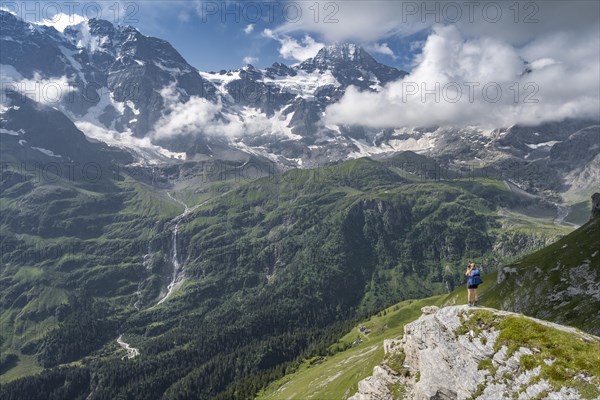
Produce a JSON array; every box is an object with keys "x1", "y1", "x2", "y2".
[{"x1": 466, "y1": 262, "x2": 483, "y2": 306}]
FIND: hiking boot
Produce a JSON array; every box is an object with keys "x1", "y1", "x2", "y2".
[
  {"x1": 474, "y1": 301, "x2": 478, "y2": 307},
  {"x1": 468, "y1": 301, "x2": 473, "y2": 307}
]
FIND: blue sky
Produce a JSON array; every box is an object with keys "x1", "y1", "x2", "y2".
[
  {"x1": 7, "y1": 0, "x2": 429, "y2": 71},
  {"x1": 103, "y1": 1, "x2": 428, "y2": 71}
]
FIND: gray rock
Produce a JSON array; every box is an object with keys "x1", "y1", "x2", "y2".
[
  {"x1": 351, "y1": 306, "x2": 600, "y2": 400},
  {"x1": 593, "y1": 193, "x2": 600, "y2": 218},
  {"x1": 421, "y1": 306, "x2": 440, "y2": 315}
]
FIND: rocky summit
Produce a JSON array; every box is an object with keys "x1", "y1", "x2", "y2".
[{"x1": 352, "y1": 306, "x2": 600, "y2": 400}]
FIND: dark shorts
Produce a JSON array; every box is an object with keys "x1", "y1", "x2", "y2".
[{"x1": 467, "y1": 285, "x2": 479, "y2": 289}]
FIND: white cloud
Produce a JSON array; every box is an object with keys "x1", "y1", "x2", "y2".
[
  {"x1": 0, "y1": 5, "x2": 17, "y2": 15},
  {"x1": 263, "y1": 29, "x2": 324, "y2": 62},
  {"x1": 244, "y1": 24, "x2": 254, "y2": 34},
  {"x1": 38, "y1": 12, "x2": 87, "y2": 32},
  {"x1": 325, "y1": 25, "x2": 600, "y2": 129},
  {"x1": 409, "y1": 40, "x2": 425, "y2": 52},
  {"x1": 178, "y1": 11, "x2": 191, "y2": 23},
  {"x1": 1, "y1": 65, "x2": 76, "y2": 105},
  {"x1": 152, "y1": 85, "x2": 224, "y2": 139},
  {"x1": 366, "y1": 43, "x2": 396, "y2": 59},
  {"x1": 243, "y1": 56, "x2": 258, "y2": 65},
  {"x1": 152, "y1": 85, "x2": 285, "y2": 139},
  {"x1": 273, "y1": 1, "x2": 416, "y2": 43},
  {"x1": 272, "y1": 1, "x2": 600, "y2": 46}
]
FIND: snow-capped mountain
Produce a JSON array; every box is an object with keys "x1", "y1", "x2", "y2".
[
  {"x1": 1, "y1": 10, "x2": 598, "y2": 201},
  {"x1": 1, "y1": 10, "x2": 414, "y2": 165},
  {"x1": 2, "y1": 12, "x2": 217, "y2": 131}
]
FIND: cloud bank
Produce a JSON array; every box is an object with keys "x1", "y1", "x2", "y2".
[
  {"x1": 325, "y1": 25, "x2": 600, "y2": 129},
  {"x1": 152, "y1": 85, "x2": 291, "y2": 139}
]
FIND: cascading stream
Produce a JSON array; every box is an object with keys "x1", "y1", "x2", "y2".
[
  {"x1": 117, "y1": 335, "x2": 140, "y2": 360},
  {"x1": 157, "y1": 192, "x2": 190, "y2": 304},
  {"x1": 157, "y1": 190, "x2": 230, "y2": 304}
]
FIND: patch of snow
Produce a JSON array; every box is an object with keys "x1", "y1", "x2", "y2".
[
  {"x1": 0, "y1": 128, "x2": 20, "y2": 136},
  {"x1": 263, "y1": 69, "x2": 339, "y2": 99},
  {"x1": 200, "y1": 70, "x2": 241, "y2": 96},
  {"x1": 346, "y1": 129, "x2": 437, "y2": 159},
  {"x1": 125, "y1": 100, "x2": 140, "y2": 115},
  {"x1": 234, "y1": 106, "x2": 301, "y2": 140},
  {"x1": 58, "y1": 45, "x2": 85, "y2": 82},
  {"x1": 2, "y1": 36, "x2": 21, "y2": 43},
  {"x1": 75, "y1": 121, "x2": 186, "y2": 164},
  {"x1": 75, "y1": 86, "x2": 127, "y2": 128},
  {"x1": 32, "y1": 147, "x2": 61, "y2": 158},
  {"x1": 155, "y1": 61, "x2": 183, "y2": 74},
  {"x1": 19, "y1": 140, "x2": 27, "y2": 146},
  {"x1": 228, "y1": 140, "x2": 280, "y2": 163},
  {"x1": 69, "y1": 20, "x2": 104, "y2": 52},
  {"x1": 525, "y1": 141, "x2": 561, "y2": 150}
]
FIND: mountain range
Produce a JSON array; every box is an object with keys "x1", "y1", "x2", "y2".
[
  {"x1": 1, "y1": 8, "x2": 599, "y2": 400},
  {"x1": 1, "y1": 9, "x2": 598, "y2": 217}
]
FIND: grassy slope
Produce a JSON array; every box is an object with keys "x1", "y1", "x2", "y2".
[
  {"x1": 257, "y1": 296, "x2": 446, "y2": 400},
  {"x1": 0, "y1": 156, "x2": 577, "y2": 392},
  {"x1": 0, "y1": 174, "x2": 198, "y2": 383},
  {"x1": 458, "y1": 213, "x2": 600, "y2": 334},
  {"x1": 258, "y1": 213, "x2": 598, "y2": 399}
]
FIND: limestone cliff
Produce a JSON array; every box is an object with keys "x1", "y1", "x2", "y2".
[{"x1": 351, "y1": 306, "x2": 600, "y2": 400}]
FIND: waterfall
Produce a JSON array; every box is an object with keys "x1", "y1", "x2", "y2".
[
  {"x1": 157, "y1": 191, "x2": 228, "y2": 304},
  {"x1": 157, "y1": 192, "x2": 196, "y2": 304},
  {"x1": 158, "y1": 217, "x2": 184, "y2": 304},
  {"x1": 135, "y1": 238, "x2": 154, "y2": 311}
]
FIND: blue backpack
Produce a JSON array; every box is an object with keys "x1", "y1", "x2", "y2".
[{"x1": 469, "y1": 269, "x2": 483, "y2": 286}]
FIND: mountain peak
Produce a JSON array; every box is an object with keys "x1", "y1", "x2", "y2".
[
  {"x1": 297, "y1": 42, "x2": 406, "y2": 87},
  {"x1": 314, "y1": 43, "x2": 367, "y2": 63},
  {"x1": 298, "y1": 42, "x2": 376, "y2": 73}
]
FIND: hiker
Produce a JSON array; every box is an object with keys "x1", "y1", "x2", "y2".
[{"x1": 465, "y1": 262, "x2": 483, "y2": 307}]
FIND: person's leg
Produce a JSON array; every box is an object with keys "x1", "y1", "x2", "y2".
[
  {"x1": 467, "y1": 288, "x2": 472, "y2": 305},
  {"x1": 474, "y1": 288, "x2": 479, "y2": 306}
]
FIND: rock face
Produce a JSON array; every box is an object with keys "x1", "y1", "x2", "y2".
[
  {"x1": 351, "y1": 306, "x2": 600, "y2": 400},
  {"x1": 592, "y1": 193, "x2": 600, "y2": 218}
]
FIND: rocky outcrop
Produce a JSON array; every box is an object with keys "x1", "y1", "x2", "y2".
[
  {"x1": 492, "y1": 231, "x2": 556, "y2": 259},
  {"x1": 351, "y1": 306, "x2": 600, "y2": 400},
  {"x1": 592, "y1": 193, "x2": 600, "y2": 218}
]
